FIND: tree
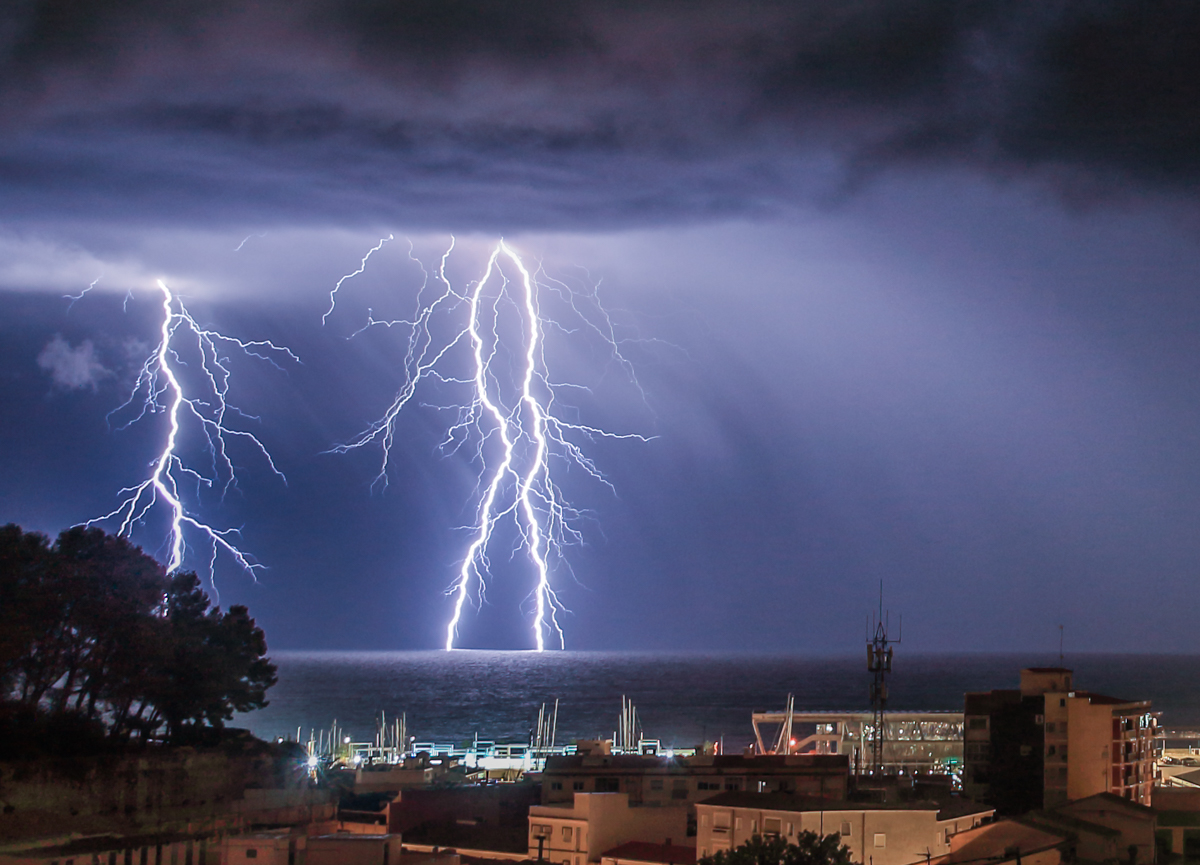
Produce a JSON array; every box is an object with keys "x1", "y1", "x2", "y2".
[
  {"x1": 147, "y1": 572, "x2": 278, "y2": 743},
  {"x1": 0, "y1": 523, "x2": 277, "y2": 749},
  {"x1": 698, "y1": 833, "x2": 855, "y2": 865}
]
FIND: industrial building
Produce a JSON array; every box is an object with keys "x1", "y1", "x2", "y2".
[{"x1": 749, "y1": 710, "x2": 964, "y2": 775}]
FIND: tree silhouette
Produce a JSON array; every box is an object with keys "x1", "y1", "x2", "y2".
[{"x1": 0, "y1": 524, "x2": 276, "y2": 749}]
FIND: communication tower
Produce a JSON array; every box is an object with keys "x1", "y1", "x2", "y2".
[{"x1": 866, "y1": 585, "x2": 900, "y2": 774}]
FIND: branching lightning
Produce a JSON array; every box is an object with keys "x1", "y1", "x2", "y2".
[
  {"x1": 326, "y1": 238, "x2": 650, "y2": 651},
  {"x1": 87, "y1": 280, "x2": 298, "y2": 579}
]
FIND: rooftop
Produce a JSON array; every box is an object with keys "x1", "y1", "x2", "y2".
[
  {"x1": 694, "y1": 791, "x2": 992, "y2": 820},
  {"x1": 602, "y1": 842, "x2": 697, "y2": 865}
]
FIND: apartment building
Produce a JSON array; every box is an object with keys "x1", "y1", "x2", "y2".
[
  {"x1": 541, "y1": 754, "x2": 848, "y2": 807},
  {"x1": 529, "y1": 793, "x2": 689, "y2": 865},
  {"x1": 694, "y1": 792, "x2": 993, "y2": 865},
  {"x1": 964, "y1": 668, "x2": 1156, "y2": 813}
]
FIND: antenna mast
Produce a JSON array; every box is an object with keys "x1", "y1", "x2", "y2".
[{"x1": 866, "y1": 581, "x2": 901, "y2": 775}]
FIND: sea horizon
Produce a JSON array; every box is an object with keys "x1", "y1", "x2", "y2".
[{"x1": 239, "y1": 650, "x2": 1200, "y2": 748}]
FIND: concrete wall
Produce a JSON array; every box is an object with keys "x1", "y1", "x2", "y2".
[
  {"x1": 1068, "y1": 700, "x2": 1113, "y2": 803},
  {"x1": 306, "y1": 836, "x2": 402, "y2": 865},
  {"x1": 0, "y1": 746, "x2": 331, "y2": 843}
]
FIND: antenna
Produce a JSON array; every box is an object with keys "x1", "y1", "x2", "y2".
[{"x1": 866, "y1": 580, "x2": 901, "y2": 775}]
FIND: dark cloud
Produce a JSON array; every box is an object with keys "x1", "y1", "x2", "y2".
[{"x1": 1, "y1": 2, "x2": 1199, "y2": 229}]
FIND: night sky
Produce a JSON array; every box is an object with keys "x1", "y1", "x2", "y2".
[{"x1": 3, "y1": 1, "x2": 1200, "y2": 653}]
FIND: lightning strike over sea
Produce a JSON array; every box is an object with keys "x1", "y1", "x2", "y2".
[
  {"x1": 87, "y1": 280, "x2": 298, "y2": 580},
  {"x1": 325, "y1": 238, "x2": 651, "y2": 651}
]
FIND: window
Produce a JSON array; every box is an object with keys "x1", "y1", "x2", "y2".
[
  {"x1": 245, "y1": 852, "x2": 257, "y2": 860},
  {"x1": 697, "y1": 781, "x2": 721, "y2": 790},
  {"x1": 764, "y1": 818, "x2": 782, "y2": 837},
  {"x1": 874, "y1": 835, "x2": 886, "y2": 849},
  {"x1": 573, "y1": 781, "x2": 584, "y2": 791},
  {"x1": 563, "y1": 827, "x2": 573, "y2": 842},
  {"x1": 1045, "y1": 723, "x2": 1055, "y2": 733},
  {"x1": 1047, "y1": 745, "x2": 1056, "y2": 755},
  {"x1": 532, "y1": 825, "x2": 552, "y2": 838},
  {"x1": 650, "y1": 779, "x2": 664, "y2": 791},
  {"x1": 596, "y1": 778, "x2": 620, "y2": 793},
  {"x1": 1060, "y1": 699, "x2": 1066, "y2": 707},
  {"x1": 968, "y1": 718, "x2": 988, "y2": 730},
  {"x1": 551, "y1": 782, "x2": 563, "y2": 791},
  {"x1": 840, "y1": 822, "x2": 852, "y2": 838},
  {"x1": 724, "y1": 782, "x2": 741, "y2": 791}
]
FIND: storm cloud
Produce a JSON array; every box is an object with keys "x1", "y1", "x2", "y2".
[{"x1": 2, "y1": 1, "x2": 1199, "y2": 230}]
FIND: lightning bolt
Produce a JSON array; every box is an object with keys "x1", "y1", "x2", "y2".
[
  {"x1": 65, "y1": 275, "x2": 103, "y2": 312},
  {"x1": 326, "y1": 238, "x2": 651, "y2": 651},
  {"x1": 87, "y1": 280, "x2": 298, "y2": 580}
]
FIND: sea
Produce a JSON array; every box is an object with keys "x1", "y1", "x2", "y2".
[{"x1": 237, "y1": 652, "x2": 1200, "y2": 750}]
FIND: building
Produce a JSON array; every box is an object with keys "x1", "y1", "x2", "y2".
[
  {"x1": 529, "y1": 793, "x2": 689, "y2": 865},
  {"x1": 1029, "y1": 792, "x2": 1156, "y2": 864},
  {"x1": 1148, "y1": 785, "x2": 1200, "y2": 861},
  {"x1": 224, "y1": 832, "x2": 299, "y2": 865},
  {"x1": 540, "y1": 754, "x2": 848, "y2": 807},
  {"x1": 599, "y1": 842, "x2": 696, "y2": 865},
  {"x1": 963, "y1": 668, "x2": 1156, "y2": 813},
  {"x1": 387, "y1": 785, "x2": 540, "y2": 854},
  {"x1": 927, "y1": 792, "x2": 1156, "y2": 865},
  {"x1": 306, "y1": 835, "x2": 404, "y2": 865},
  {"x1": 693, "y1": 792, "x2": 993, "y2": 865},
  {"x1": 749, "y1": 711, "x2": 964, "y2": 776},
  {"x1": 925, "y1": 819, "x2": 1068, "y2": 865}
]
